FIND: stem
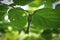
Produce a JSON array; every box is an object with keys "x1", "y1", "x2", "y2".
[
  {"x1": 25, "y1": 14, "x2": 32, "y2": 33},
  {"x1": 25, "y1": 22, "x2": 30, "y2": 33}
]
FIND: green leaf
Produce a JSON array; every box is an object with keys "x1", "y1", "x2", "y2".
[
  {"x1": 24, "y1": 37, "x2": 38, "y2": 40},
  {"x1": 0, "y1": 5, "x2": 8, "y2": 11},
  {"x1": 32, "y1": 8, "x2": 60, "y2": 29},
  {"x1": 8, "y1": 8, "x2": 27, "y2": 31},
  {"x1": 29, "y1": 0, "x2": 44, "y2": 7},
  {"x1": 0, "y1": 5, "x2": 8, "y2": 21},
  {"x1": 55, "y1": 4, "x2": 60, "y2": 12},
  {"x1": 55, "y1": 4, "x2": 60, "y2": 27},
  {"x1": 45, "y1": 0, "x2": 57, "y2": 3},
  {"x1": 52, "y1": 28, "x2": 60, "y2": 34},
  {"x1": 41, "y1": 29, "x2": 52, "y2": 40},
  {"x1": 45, "y1": 0, "x2": 57, "y2": 8},
  {"x1": 29, "y1": 28, "x2": 40, "y2": 33},
  {"x1": 0, "y1": 23, "x2": 9, "y2": 33},
  {"x1": 12, "y1": 0, "x2": 34, "y2": 6},
  {"x1": 0, "y1": 12, "x2": 5, "y2": 21}
]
